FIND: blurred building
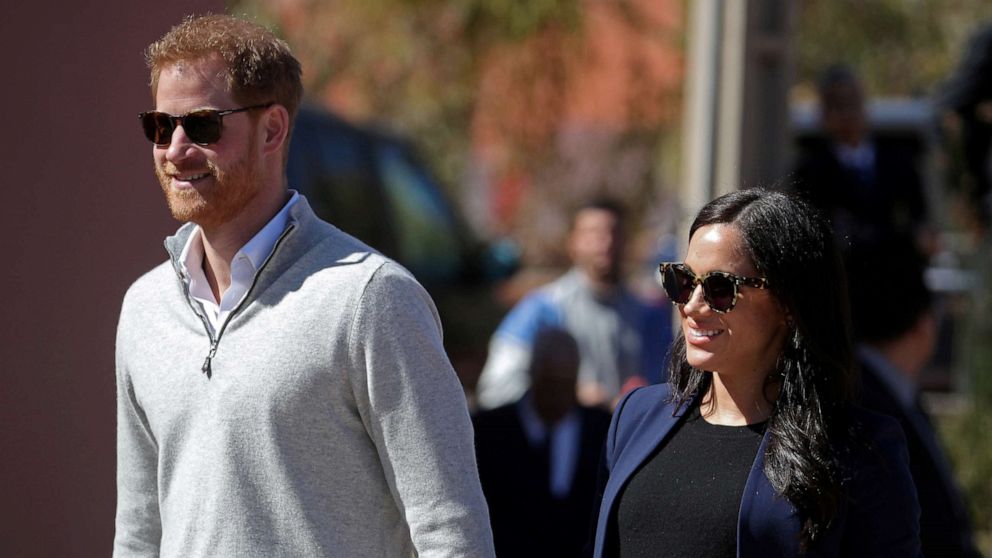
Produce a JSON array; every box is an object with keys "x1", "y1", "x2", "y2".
[{"x1": 0, "y1": 2, "x2": 224, "y2": 556}]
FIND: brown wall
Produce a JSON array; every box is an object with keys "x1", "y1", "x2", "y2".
[{"x1": 0, "y1": 2, "x2": 223, "y2": 555}]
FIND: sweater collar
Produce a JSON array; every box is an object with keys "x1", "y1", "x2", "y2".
[
  {"x1": 164, "y1": 190, "x2": 317, "y2": 278},
  {"x1": 164, "y1": 190, "x2": 315, "y2": 273}
]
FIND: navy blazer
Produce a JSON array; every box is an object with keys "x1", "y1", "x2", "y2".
[
  {"x1": 590, "y1": 383, "x2": 921, "y2": 557},
  {"x1": 858, "y1": 356, "x2": 980, "y2": 557},
  {"x1": 474, "y1": 401, "x2": 612, "y2": 557}
]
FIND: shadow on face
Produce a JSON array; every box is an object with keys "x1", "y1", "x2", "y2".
[{"x1": 821, "y1": 80, "x2": 867, "y2": 147}]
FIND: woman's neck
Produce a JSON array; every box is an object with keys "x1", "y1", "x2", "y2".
[{"x1": 700, "y1": 372, "x2": 777, "y2": 426}]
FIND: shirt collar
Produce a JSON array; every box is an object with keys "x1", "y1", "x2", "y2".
[
  {"x1": 177, "y1": 191, "x2": 300, "y2": 279},
  {"x1": 515, "y1": 392, "x2": 579, "y2": 445},
  {"x1": 516, "y1": 393, "x2": 548, "y2": 446},
  {"x1": 238, "y1": 190, "x2": 300, "y2": 272},
  {"x1": 858, "y1": 344, "x2": 917, "y2": 409},
  {"x1": 177, "y1": 226, "x2": 203, "y2": 280},
  {"x1": 834, "y1": 140, "x2": 875, "y2": 169},
  {"x1": 566, "y1": 267, "x2": 623, "y2": 302}
]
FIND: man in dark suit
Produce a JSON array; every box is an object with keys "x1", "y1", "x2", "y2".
[
  {"x1": 794, "y1": 65, "x2": 929, "y2": 252},
  {"x1": 473, "y1": 327, "x2": 611, "y2": 557},
  {"x1": 847, "y1": 239, "x2": 980, "y2": 558}
]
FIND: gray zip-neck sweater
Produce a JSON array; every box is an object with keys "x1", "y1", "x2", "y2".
[{"x1": 114, "y1": 196, "x2": 495, "y2": 557}]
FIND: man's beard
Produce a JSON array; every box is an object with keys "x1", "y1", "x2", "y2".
[{"x1": 155, "y1": 142, "x2": 262, "y2": 231}]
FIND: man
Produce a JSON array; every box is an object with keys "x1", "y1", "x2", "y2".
[
  {"x1": 793, "y1": 65, "x2": 929, "y2": 252},
  {"x1": 473, "y1": 328, "x2": 611, "y2": 557},
  {"x1": 474, "y1": 199, "x2": 670, "y2": 410},
  {"x1": 115, "y1": 15, "x2": 494, "y2": 557},
  {"x1": 940, "y1": 22, "x2": 992, "y2": 230},
  {"x1": 847, "y1": 239, "x2": 980, "y2": 558}
]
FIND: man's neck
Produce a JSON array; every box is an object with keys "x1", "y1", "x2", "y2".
[
  {"x1": 834, "y1": 135, "x2": 871, "y2": 151},
  {"x1": 576, "y1": 268, "x2": 621, "y2": 296},
  {"x1": 198, "y1": 232, "x2": 240, "y2": 302},
  {"x1": 870, "y1": 339, "x2": 920, "y2": 384},
  {"x1": 198, "y1": 187, "x2": 289, "y2": 301}
]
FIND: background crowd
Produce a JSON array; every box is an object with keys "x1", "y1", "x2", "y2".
[{"x1": 234, "y1": 3, "x2": 992, "y2": 553}]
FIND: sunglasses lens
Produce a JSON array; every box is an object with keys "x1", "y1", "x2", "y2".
[
  {"x1": 139, "y1": 110, "x2": 224, "y2": 144},
  {"x1": 141, "y1": 112, "x2": 173, "y2": 144},
  {"x1": 663, "y1": 266, "x2": 695, "y2": 304},
  {"x1": 703, "y1": 275, "x2": 736, "y2": 311},
  {"x1": 183, "y1": 110, "x2": 223, "y2": 144}
]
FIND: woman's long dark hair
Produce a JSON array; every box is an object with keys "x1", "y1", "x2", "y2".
[{"x1": 668, "y1": 188, "x2": 855, "y2": 549}]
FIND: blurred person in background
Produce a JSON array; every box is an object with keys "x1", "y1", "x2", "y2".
[
  {"x1": 938, "y1": 25, "x2": 992, "y2": 556},
  {"x1": 474, "y1": 198, "x2": 671, "y2": 410},
  {"x1": 473, "y1": 327, "x2": 611, "y2": 557},
  {"x1": 588, "y1": 188, "x2": 920, "y2": 557},
  {"x1": 847, "y1": 238, "x2": 980, "y2": 558},
  {"x1": 115, "y1": 14, "x2": 494, "y2": 557},
  {"x1": 793, "y1": 64, "x2": 931, "y2": 255},
  {"x1": 940, "y1": 22, "x2": 992, "y2": 234}
]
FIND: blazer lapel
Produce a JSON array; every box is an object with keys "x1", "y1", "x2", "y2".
[
  {"x1": 607, "y1": 403, "x2": 685, "y2": 496},
  {"x1": 737, "y1": 429, "x2": 803, "y2": 556},
  {"x1": 593, "y1": 393, "x2": 688, "y2": 557}
]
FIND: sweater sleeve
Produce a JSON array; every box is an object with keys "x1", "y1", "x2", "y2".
[
  {"x1": 113, "y1": 301, "x2": 162, "y2": 557},
  {"x1": 347, "y1": 262, "x2": 496, "y2": 558}
]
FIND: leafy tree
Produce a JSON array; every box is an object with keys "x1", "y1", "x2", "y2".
[
  {"x1": 230, "y1": 0, "x2": 684, "y2": 265},
  {"x1": 794, "y1": 0, "x2": 992, "y2": 98}
]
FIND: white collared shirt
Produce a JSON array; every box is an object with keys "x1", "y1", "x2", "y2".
[{"x1": 179, "y1": 191, "x2": 300, "y2": 335}]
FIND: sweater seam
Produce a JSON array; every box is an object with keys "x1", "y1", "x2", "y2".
[{"x1": 346, "y1": 259, "x2": 391, "y2": 401}]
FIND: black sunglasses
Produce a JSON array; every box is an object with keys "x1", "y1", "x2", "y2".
[
  {"x1": 658, "y1": 262, "x2": 769, "y2": 313},
  {"x1": 138, "y1": 102, "x2": 274, "y2": 145}
]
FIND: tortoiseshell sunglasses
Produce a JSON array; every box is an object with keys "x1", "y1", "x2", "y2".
[{"x1": 658, "y1": 262, "x2": 769, "y2": 313}]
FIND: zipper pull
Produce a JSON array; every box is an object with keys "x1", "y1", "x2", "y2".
[{"x1": 202, "y1": 341, "x2": 218, "y2": 378}]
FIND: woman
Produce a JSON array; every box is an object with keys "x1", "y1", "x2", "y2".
[{"x1": 589, "y1": 189, "x2": 920, "y2": 557}]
